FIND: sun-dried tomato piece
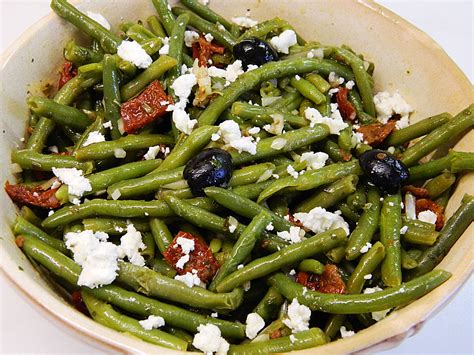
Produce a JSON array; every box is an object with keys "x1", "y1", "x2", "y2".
[
  {"x1": 5, "y1": 182, "x2": 61, "y2": 209},
  {"x1": 163, "y1": 231, "x2": 220, "y2": 283},
  {"x1": 120, "y1": 80, "x2": 173, "y2": 134},
  {"x1": 416, "y1": 198, "x2": 444, "y2": 230},
  {"x1": 296, "y1": 264, "x2": 346, "y2": 294},
  {"x1": 58, "y1": 61, "x2": 78, "y2": 89},
  {"x1": 357, "y1": 120, "x2": 396, "y2": 146},
  {"x1": 336, "y1": 87, "x2": 357, "y2": 121},
  {"x1": 192, "y1": 36, "x2": 225, "y2": 67},
  {"x1": 403, "y1": 185, "x2": 429, "y2": 198}
]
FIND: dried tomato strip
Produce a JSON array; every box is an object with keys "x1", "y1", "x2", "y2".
[
  {"x1": 192, "y1": 36, "x2": 225, "y2": 67},
  {"x1": 403, "y1": 185, "x2": 429, "y2": 198},
  {"x1": 336, "y1": 87, "x2": 357, "y2": 121},
  {"x1": 58, "y1": 61, "x2": 77, "y2": 89},
  {"x1": 163, "y1": 231, "x2": 220, "y2": 283},
  {"x1": 296, "y1": 264, "x2": 346, "y2": 294},
  {"x1": 416, "y1": 198, "x2": 445, "y2": 230},
  {"x1": 357, "y1": 120, "x2": 396, "y2": 146},
  {"x1": 120, "y1": 80, "x2": 173, "y2": 134},
  {"x1": 5, "y1": 182, "x2": 61, "y2": 209}
]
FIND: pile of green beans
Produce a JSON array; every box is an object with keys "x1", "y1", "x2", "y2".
[{"x1": 6, "y1": 0, "x2": 473, "y2": 353}]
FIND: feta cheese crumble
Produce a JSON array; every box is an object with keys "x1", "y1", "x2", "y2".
[
  {"x1": 300, "y1": 152, "x2": 328, "y2": 170},
  {"x1": 184, "y1": 30, "x2": 199, "y2": 47},
  {"x1": 228, "y1": 216, "x2": 239, "y2": 233},
  {"x1": 139, "y1": 315, "x2": 165, "y2": 330},
  {"x1": 306, "y1": 48, "x2": 324, "y2": 59},
  {"x1": 232, "y1": 16, "x2": 258, "y2": 28},
  {"x1": 169, "y1": 73, "x2": 198, "y2": 134},
  {"x1": 245, "y1": 313, "x2": 265, "y2": 339},
  {"x1": 143, "y1": 145, "x2": 161, "y2": 160},
  {"x1": 340, "y1": 326, "x2": 356, "y2": 338},
  {"x1": 117, "y1": 40, "x2": 153, "y2": 69},
  {"x1": 360, "y1": 242, "x2": 372, "y2": 254},
  {"x1": 83, "y1": 131, "x2": 105, "y2": 146},
  {"x1": 282, "y1": 299, "x2": 311, "y2": 333},
  {"x1": 277, "y1": 226, "x2": 305, "y2": 244},
  {"x1": 52, "y1": 167, "x2": 91, "y2": 198},
  {"x1": 287, "y1": 165, "x2": 299, "y2": 179},
  {"x1": 176, "y1": 236, "x2": 195, "y2": 254},
  {"x1": 293, "y1": 207, "x2": 350, "y2": 236},
  {"x1": 204, "y1": 33, "x2": 214, "y2": 42},
  {"x1": 86, "y1": 11, "x2": 111, "y2": 30},
  {"x1": 270, "y1": 30, "x2": 297, "y2": 54},
  {"x1": 373, "y1": 91, "x2": 413, "y2": 129},
  {"x1": 174, "y1": 269, "x2": 205, "y2": 288},
  {"x1": 192, "y1": 324, "x2": 229, "y2": 355},
  {"x1": 418, "y1": 210, "x2": 437, "y2": 224},
  {"x1": 218, "y1": 120, "x2": 257, "y2": 154},
  {"x1": 117, "y1": 224, "x2": 146, "y2": 266},
  {"x1": 304, "y1": 107, "x2": 348, "y2": 135},
  {"x1": 158, "y1": 37, "x2": 170, "y2": 55},
  {"x1": 263, "y1": 113, "x2": 284, "y2": 135}
]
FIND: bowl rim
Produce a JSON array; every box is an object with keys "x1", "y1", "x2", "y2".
[{"x1": 0, "y1": 0, "x2": 472, "y2": 354}]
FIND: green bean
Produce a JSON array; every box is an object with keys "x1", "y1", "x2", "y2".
[
  {"x1": 107, "y1": 166, "x2": 183, "y2": 199},
  {"x1": 385, "y1": 112, "x2": 452, "y2": 146},
  {"x1": 337, "y1": 202, "x2": 361, "y2": 222},
  {"x1": 198, "y1": 57, "x2": 356, "y2": 126},
  {"x1": 51, "y1": 0, "x2": 121, "y2": 53},
  {"x1": 180, "y1": 0, "x2": 233, "y2": 30},
  {"x1": 117, "y1": 262, "x2": 244, "y2": 311},
  {"x1": 141, "y1": 232, "x2": 156, "y2": 260},
  {"x1": 155, "y1": 125, "x2": 219, "y2": 172},
  {"x1": 81, "y1": 291, "x2": 187, "y2": 350},
  {"x1": 408, "y1": 151, "x2": 474, "y2": 182},
  {"x1": 305, "y1": 73, "x2": 330, "y2": 94},
  {"x1": 19, "y1": 206, "x2": 43, "y2": 227},
  {"x1": 64, "y1": 39, "x2": 104, "y2": 65},
  {"x1": 147, "y1": 15, "x2": 167, "y2": 38},
  {"x1": 210, "y1": 212, "x2": 272, "y2": 291},
  {"x1": 269, "y1": 91, "x2": 303, "y2": 112},
  {"x1": 346, "y1": 185, "x2": 367, "y2": 211},
  {"x1": 216, "y1": 228, "x2": 347, "y2": 293},
  {"x1": 149, "y1": 258, "x2": 177, "y2": 278},
  {"x1": 435, "y1": 188, "x2": 452, "y2": 209},
  {"x1": 326, "y1": 245, "x2": 346, "y2": 263},
  {"x1": 229, "y1": 163, "x2": 275, "y2": 186},
  {"x1": 74, "y1": 134, "x2": 174, "y2": 161},
  {"x1": 120, "y1": 55, "x2": 177, "y2": 101},
  {"x1": 253, "y1": 287, "x2": 285, "y2": 323},
  {"x1": 204, "y1": 187, "x2": 291, "y2": 232},
  {"x1": 125, "y1": 24, "x2": 157, "y2": 42},
  {"x1": 232, "y1": 125, "x2": 330, "y2": 166},
  {"x1": 42, "y1": 197, "x2": 214, "y2": 228},
  {"x1": 56, "y1": 159, "x2": 162, "y2": 203},
  {"x1": 324, "y1": 241, "x2": 385, "y2": 338},
  {"x1": 380, "y1": 194, "x2": 402, "y2": 287},
  {"x1": 172, "y1": 7, "x2": 237, "y2": 50},
  {"x1": 345, "y1": 187, "x2": 381, "y2": 260},
  {"x1": 257, "y1": 160, "x2": 362, "y2": 203},
  {"x1": 298, "y1": 259, "x2": 325, "y2": 274},
  {"x1": 11, "y1": 150, "x2": 93, "y2": 173},
  {"x1": 407, "y1": 194, "x2": 474, "y2": 279},
  {"x1": 152, "y1": 0, "x2": 176, "y2": 35},
  {"x1": 27, "y1": 97, "x2": 92, "y2": 131},
  {"x1": 402, "y1": 218, "x2": 436, "y2": 231},
  {"x1": 268, "y1": 269, "x2": 451, "y2": 313},
  {"x1": 231, "y1": 102, "x2": 308, "y2": 128},
  {"x1": 82, "y1": 218, "x2": 151, "y2": 235},
  {"x1": 102, "y1": 55, "x2": 122, "y2": 139},
  {"x1": 166, "y1": 14, "x2": 189, "y2": 82},
  {"x1": 19, "y1": 235, "x2": 245, "y2": 339},
  {"x1": 424, "y1": 172, "x2": 456, "y2": 199},
  {"x1": 338, "y1": 125, "x2": 353, "y2": 152},
  {"x1": 229, "y1": 328, "x2": 329, "y2": 354},
  {"x1": 401, "y1": 104, "x2": 474, "y2": 166},
  {"x1": 290, "y1": 76, "x2": 326, "y2": 105},
  {"x1": 332, "y1": 47, "x2": 375, "y2": 117},
  {"x1": 13, "y1": 216, "x2": 68, "y2": 254},
  {"x1": 321, "y1": 139, "x2": 352, "y2": 162},
  {"x1": 150, "y1": 218, "x2": 173, "y2": 254},
  {"x1": 401, "y1": 248, "x2": 419, "y2": 270},
  {"x1": 403, "y1": 226, "x2": 439, "y2": 246},
  {"x1": 231, "y1": 180, "x2": 275, "y2": 200},
  {"x1": 70, "y1": 112, "x2": 105, "y2": 154}
]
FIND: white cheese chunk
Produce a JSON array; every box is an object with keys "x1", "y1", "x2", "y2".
[
  {"x1": 192, "y1": 324, "x2": 230, "y2": 355},
  {"x1": 176, "y1": 236, "x2": 195, "y2": 254},
  {"x1": 270, "y1": 30, "x2": 297, "y2": 54},
  {"x1": 174, "y1": 270, "x2": 205, "y2": 288},
  {"x1": 373, "y1": 91, "x2": 413, "y2": 126},
  {"x1": 117, "y1": 224, "x2": 146, "y2": 266},
  {"x1": 245, "y1": 313, "x2": 265, "y2": 339},
  {"x1": 277, "y1": 226, "x2": 305, "y2": 244},
  {"x1": 218, "y1": 120, "x2": 257, "y2": 155},
  {"x1": 304, "y1": 107, "x2": 348, "y2": 135},
  {"x1": 143, "y1": 145, "x2": 161, "y2": 160},
  {"x1": 418, "y1": 210, "x2": 437, "y2": 224},
  {"x1": 293, "y1": 207, "x2": 349, "y2": 236},
  {"x1": 282, "y1": 298, "x2": 311, "y2": 333},
  {"x1": 117, "y1": 40, "x2": 153, "y2": 69},
  {"x1": 340, "y1": 326, "x2": 356, "y2": 338},
  {"x1": 232, "y1": 16, "x2": 258, "y2": 28},
  {"x1": 158, "y1": 37, "x2": 170, "y2": 55},
  {"x1": 83, "y1": 131, "x2": 105, "y2": 147},
  {"x1": 139, "y1": 315, "x2": 165, "y2": 330},
  {"x1": 360, "y1": 242, "x2": 372, "y2": 254},
  {"x1": 184, "y1": 30, "x2": 199, "y2": 47},
  {"x1": 300, "y1": 152, "x2": 328, "y2": 170},
  {"x1": 52, "y1": 167, "x2": 91, "y2": 198}
]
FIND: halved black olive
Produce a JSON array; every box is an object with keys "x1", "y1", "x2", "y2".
[
  {"x1": 233, "y1": 38, "x2": 278, "y2": 70},
  {"x1": 184, "y1": 148, "x2": 233, "y2": 196},
  {"x1": 359, "y1": 149, "x2": 409, "y2": 194}
]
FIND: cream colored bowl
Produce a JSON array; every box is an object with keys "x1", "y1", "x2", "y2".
[{"x1": 0, "y1": 0, "x2": 473, "y2": 353}]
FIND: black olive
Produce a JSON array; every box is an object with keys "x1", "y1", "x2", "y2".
[
  {"x1": 233, "y1": 38, "x2": 278, "y2": 70},
  {"x1": 184, "y1": 148, "x2": 233, "y2": 196},
  {"x1": 359, "y1": 149, "x2": 409, "y2": 194}
]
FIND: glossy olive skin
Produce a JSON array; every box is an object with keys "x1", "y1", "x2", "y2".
[
  {"x1": 233, "y1": 38, "x2": 279, "y2": 70},
  {"x1": 360, "y1": 149, "x2": 409, "y2": 194},
  {"x1": 184, "y1": 148, "x2": 233, "y2": 196}
]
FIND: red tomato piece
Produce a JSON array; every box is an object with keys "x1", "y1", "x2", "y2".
[
  {"x1": 58, "y1": 61, "x2": 78, "y2": 89},
  {"x1": 357, "y1": 120, "x2": 396, "y2": 146},
  {"x1": 5, "y1": 182, "x2": 61, "y2": 209},
  {"x1": 336, "y1": 87, "x2": 357, "y2": 121},
  {"x1": 192, "y1": 36, "x2": 225, "y2": 67},
  {"x1": 296, "y1": 264, "x2": 346, "y2": 294},
  {"x1": 120, "y1": 80, "x2": 173, "y2": 134},
  {"x1": 163, "y1": 231, "x2": 220, "y2": 284}
]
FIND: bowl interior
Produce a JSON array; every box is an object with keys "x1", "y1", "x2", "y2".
[{"x1": 0, "y1": 0, "x2": 472, "y2": 353}]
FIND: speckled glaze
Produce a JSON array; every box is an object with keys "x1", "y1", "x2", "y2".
[{"x1": 0, "y1": 1, "x2": 472, "y2": 354}]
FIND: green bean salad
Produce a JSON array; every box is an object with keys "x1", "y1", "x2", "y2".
[{"x1": 6, "y1": 0, "x2": 474, "y2": 353}]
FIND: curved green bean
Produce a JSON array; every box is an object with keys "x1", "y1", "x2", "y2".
[{"x1": 380, "y1": 194, "x2": 402, "y2": 287}]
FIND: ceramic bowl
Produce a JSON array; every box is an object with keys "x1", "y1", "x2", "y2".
[{"x1": 0, "y1": 0, "x2": 472, "y2": 353}]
